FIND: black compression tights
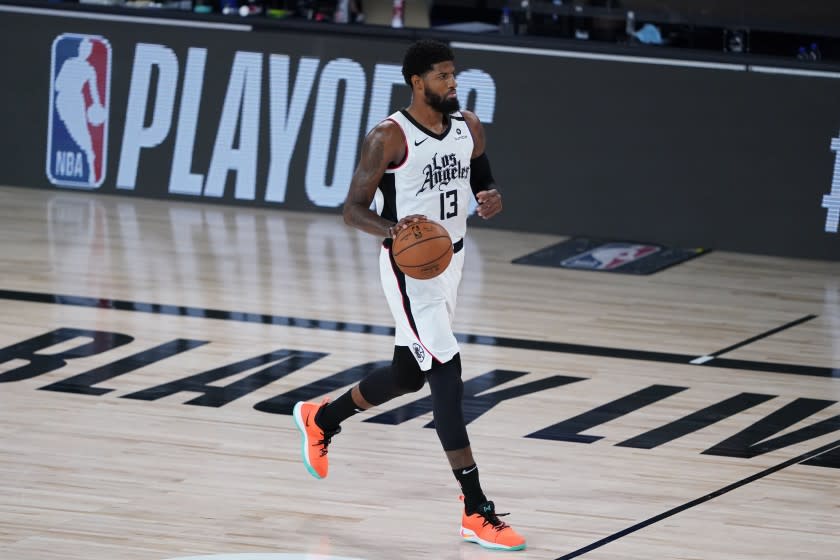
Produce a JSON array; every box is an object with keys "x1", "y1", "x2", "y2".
[
  {"x1": 358, "y1": 348, "x2": 469, "y2": 451},
  {"x1": 426, "y1": 353, "x2": 470, "y2": 451},
  {"x1": 358, "y1": 345, "x2": 425, "y2": 406}
]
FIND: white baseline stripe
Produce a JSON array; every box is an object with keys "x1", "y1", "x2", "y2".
[
  {"x1": 0, "y1": 4, "x2": 252, "y2": 31},
  {"x1": 748, "y1": 65, "x2": 840, "y2": 79},
  {"x1": 451, "y1": 41, "x2": 746, "y2": 71},
  {"x1": 690, "y1": 355, "x2": 715, "y2": 365}
]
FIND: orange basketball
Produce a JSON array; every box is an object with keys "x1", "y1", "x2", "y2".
[{"x1": 391, "y1": 221, "x2": 453, "y2": 280}]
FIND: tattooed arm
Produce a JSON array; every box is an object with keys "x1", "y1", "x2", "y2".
[{"x1": 342, "y1": 120, "x2": 426, "y2": 238}]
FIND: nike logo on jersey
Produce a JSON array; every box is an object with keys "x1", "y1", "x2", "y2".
[{"x1": 414, "y1": 137, "x2": 428, "y2": 146}]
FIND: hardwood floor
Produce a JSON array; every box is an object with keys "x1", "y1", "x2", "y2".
[{"x1": 1, "y1": 185, "x2": 838, "y2": 560}]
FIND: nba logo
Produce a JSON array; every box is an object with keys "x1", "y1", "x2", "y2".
[
  {"x1": 47, "y1": 34, "x2": 111, "y2": 188},
  {"x1": 562, "y1": 242, "x2": 660, "y2": 270}
]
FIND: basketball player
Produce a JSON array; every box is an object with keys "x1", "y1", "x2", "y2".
[{"x1": 293, "y1": 39, "x2": 525, "y2": 551}]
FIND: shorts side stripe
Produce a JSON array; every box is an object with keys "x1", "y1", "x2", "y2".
[{"x1": 387, "y1": 247, "x2": 440, "y2": 364}]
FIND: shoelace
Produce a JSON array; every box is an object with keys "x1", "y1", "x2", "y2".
[
  {"x1": 314, "y1": 426, "x2": 341, "y2": 457},
  {"x1": 479, "y1": 509, "x2": 511, "y2": 532}
]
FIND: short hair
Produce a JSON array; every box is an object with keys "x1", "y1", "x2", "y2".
[{"x1": 402, "y1": 40, "x2": 454, "y2": 86}]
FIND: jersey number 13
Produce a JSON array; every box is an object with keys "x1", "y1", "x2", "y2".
[{"x1": 440, "y1": 190, "x2": 458, "y2": 220}]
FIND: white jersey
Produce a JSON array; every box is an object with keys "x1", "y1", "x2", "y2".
[
  {"x1": 373, "y1": 109, "x2": 474, "y2": 371},
  {"x1": 373, "y1": 109, "x2": 475, "y2": 242}
]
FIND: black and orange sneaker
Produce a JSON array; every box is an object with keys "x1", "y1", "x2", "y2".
[
  {"x1": 292, "y1": 399, "x2": 340, "y2": 479},
  {"x1": 460, "y1": 497, "x2": 526, "y2": 551}
]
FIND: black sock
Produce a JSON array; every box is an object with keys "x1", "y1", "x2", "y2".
[
  {"x1": 453, "y1": 464, "x2": 487, "y2": 514},
  {"x1": 316, "y1": 390, "x2": 362, "y2": 432}
]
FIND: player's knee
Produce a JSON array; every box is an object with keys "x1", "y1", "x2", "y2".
[
  {"x1": 393, "y1": 346, "x2": 426, "y2": 394},
  {"x1": 358, "y1": 372, "x2": 391, "y2": 406},
  {"x1": 427, "y1": 354, "x2": 469, "y2": 450},
  {"x1": 357, "y1": 347, "x2": 426, "y2": 405},
  {"x1": 426, "y1": 353, "x2": 464, "y2": 404},
  {"x1": 359, "y1": 362, "x2": 405, "y2": 406},
  {"x1": 396, "y1": 371, "x2": 426, "y2": 393},
  {"x1": 428, "y1": 352, "x2": 462, "y2": 382}
]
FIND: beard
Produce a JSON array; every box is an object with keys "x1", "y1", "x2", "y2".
[{"x1": 425, "y1": 90, "x2": 460, "y2": 114}]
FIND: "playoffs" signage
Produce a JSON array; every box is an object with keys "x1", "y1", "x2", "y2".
[
  {"x1": 46, "y1": 36, "x2": 497, "y2": 208},
  {"x1": 823, "y1": 132, "x2": 840, "y2": 233}
]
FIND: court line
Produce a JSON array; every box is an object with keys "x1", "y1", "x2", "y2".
[
  {"x1": 0, "y1": 289, "x2": 837, "y2": 379},
  {"x1": 554, "y1": 438, "x2": 840, "y2": 559},
  {"x1": 690, "y1": 314, "x2": 818, "y2": 364}
]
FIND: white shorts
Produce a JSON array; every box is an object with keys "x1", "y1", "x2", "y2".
[{"x1": 379, "y1": 239, "x2": 465, "y2": 371}]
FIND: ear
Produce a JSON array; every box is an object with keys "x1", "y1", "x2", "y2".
[{"x1": 411, "y1": 74, "x2": 424, "y2": 91}]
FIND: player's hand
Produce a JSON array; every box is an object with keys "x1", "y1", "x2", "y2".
[
  {"x1": 389, "y1": 215, "x2": 428, "y2": 237},
  {"x1": 475, "y1": 189, "x2": 502, "y2": 219}
]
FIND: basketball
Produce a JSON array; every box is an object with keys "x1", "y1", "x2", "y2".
[
  {"x1": 87, "y1": 104, "x2": 105, "y2": 126},
  {"x1": 392, "y1": 221, "x2": 453, "y2": 280}
]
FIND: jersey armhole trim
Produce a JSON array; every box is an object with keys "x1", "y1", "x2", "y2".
[
  {"x1": 386, "y1": 117, "x2": 409, "y2": 171},
  {"x1": 461, "y1": 113, "x2": 480, "y2": 159}
]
